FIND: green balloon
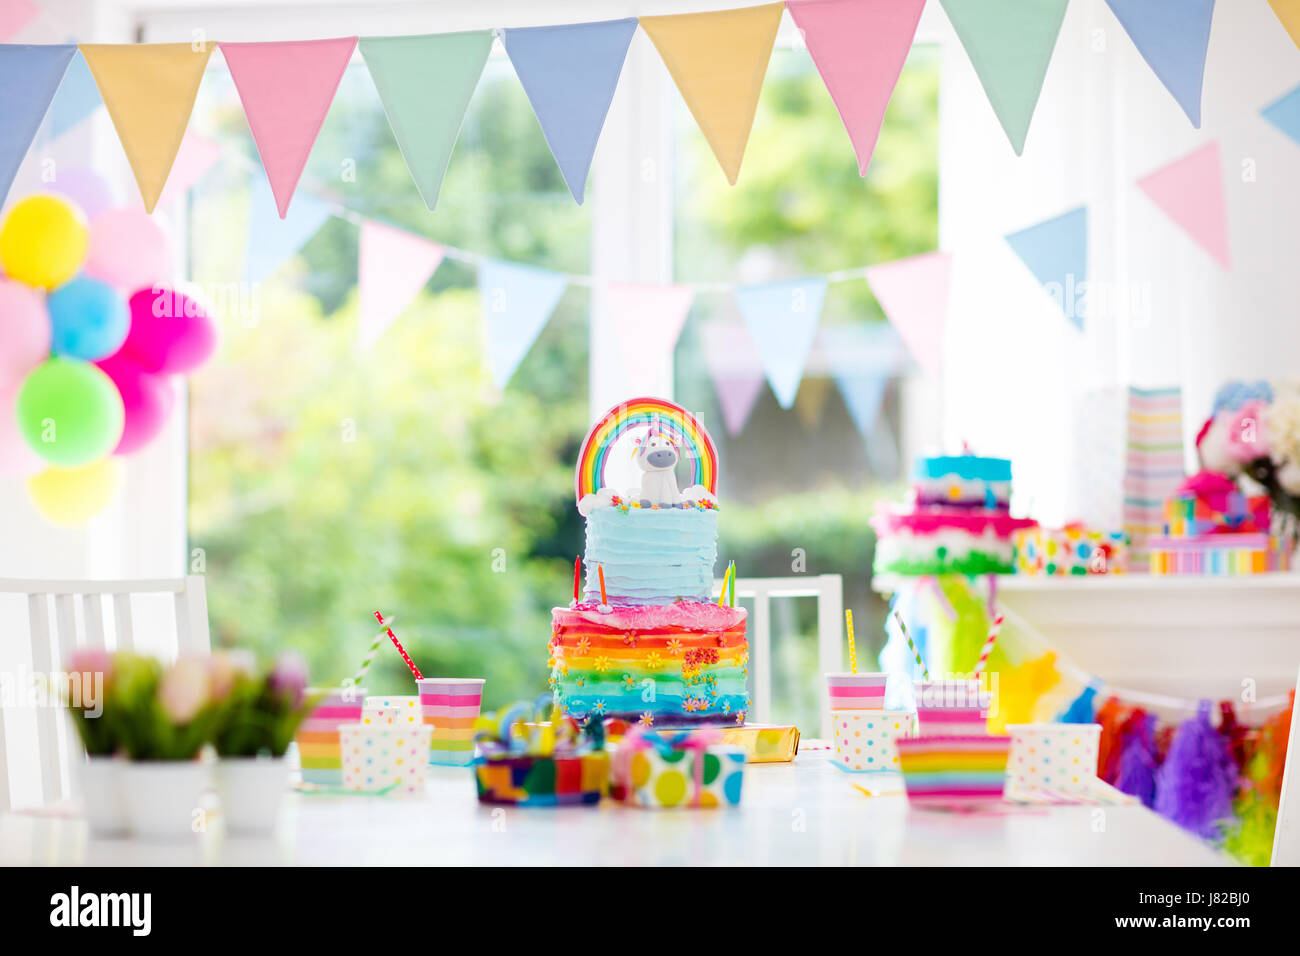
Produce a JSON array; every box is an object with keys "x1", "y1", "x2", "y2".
[{"x1": 17, "y1": 357, "x2": 125, "y2": 467}]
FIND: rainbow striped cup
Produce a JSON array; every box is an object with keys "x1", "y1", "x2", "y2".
[
  {"x1": 295, "y1": 686, "x2": 366, "y2": 786},
  {"x1": 913, "y1": 679, "x2": 990, "y2": 735},
  {"x1": 825, "y1": 672, "x2": 887, "y2": 710},
  {"x1": 417, "y1": 677, "x2": 485, "y2": 765},
  {"x1": 896, "y1": 735, "x2": 1011, "y2": 805},
  {"x1": 362, "y1": 695, "x2": 423, "y2": 728}
]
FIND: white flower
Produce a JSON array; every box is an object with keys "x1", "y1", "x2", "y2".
[
  {"x1": 1265, "y1": 385, "x2": 1300, "y2": 467},
  {"x1": 1278, "y1": 461, "x2": 1300, "y2": 495}
]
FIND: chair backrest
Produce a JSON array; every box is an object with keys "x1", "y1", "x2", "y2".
[
  {"x1": 0, "y1": 575, "x2": 209, "y2": 811},
  {"x1": 720, "y1": 574, "x2": 843, "y2": 738},
  {"x1": 1272, "y1": 664, "x2": 1300, "y2": 866}
]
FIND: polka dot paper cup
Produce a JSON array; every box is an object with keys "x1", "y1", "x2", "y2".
[
  {"x1": 1006, "y1": 723, "x2": 1102, "y2": 793},
  {"x1": 831, "y1": 709, "x2": 914, "y2": 772},
  {"x1": 340, "y1": 723, "x2": 433, "y2": 796},
  {"x1": 362, "y1": 695, "x2": 422, "y2": 727}
]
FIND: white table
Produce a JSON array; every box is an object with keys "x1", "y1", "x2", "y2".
[{"x1": 0, "y1": 751, "x2": 1229, "y2": 866}]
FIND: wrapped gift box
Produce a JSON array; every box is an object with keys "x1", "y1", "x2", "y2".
[
  {"x1": 1148, "y1": 533, "x2": 1290, "y2": 575},
  {"x1": 1014, "y1": 524, "x2": 1128, "y2": 575},
  {"x1": 611, "y1": 728, "x2": 745, "y2": 808},
  {"x1": 474, "y1": 752, "x2": 609, "y2": 806},
  {"x1": 718, "y1": 723, "x2": 800, "y2": 763},
  {"x1": 1164, "y1": 488, "x2": 1269, "y2": 538}
]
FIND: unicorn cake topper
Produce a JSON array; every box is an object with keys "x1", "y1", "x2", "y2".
[{"x1": 633, "y1": 417, "x2": 682, "y2": 508}]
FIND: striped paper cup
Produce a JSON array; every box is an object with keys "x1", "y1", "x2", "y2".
[
  {"x1": 831, "y1": 709, "x2": 914, "y2": 772},
  {"x1": 417, "y1": 677, "x2": 485, "y2": 766},
  {"x1": 1006, "y1": 723, "x2": 1101, "y2": 793},
  {"x1": 362, "y1": 695, "x2": 423, "y2": 727},
  {"x1": 825, "y1": 672, "x2": 887, "y2": 710},
  {"x1": 340, "y1": 722, "x2": 433, "y2": 795},
  {"x1": 896, "y1": 735, "x2": 1011, "y2": 805},
  {"x1": 913, "y1": 679, "x2": 990, "y2": 735},
  {"x1": 295, "y1": 686, "x2": 366, "y2": 786}
]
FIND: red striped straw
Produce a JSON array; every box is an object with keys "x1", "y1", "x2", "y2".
[
  {"x1": 973, "y1": 615, "x2": 1004, "y2": 677},
  {"x1": 374, "y1": 610, "x2": 423, "y2": 680}
]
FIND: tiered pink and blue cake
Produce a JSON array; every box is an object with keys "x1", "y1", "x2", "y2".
[
  {"x1": 549, "y1": 398, "x2": 749, "y2": 728},
  {"x1": 873, "y1": 454, "x2": 1036, "y2": 576}
]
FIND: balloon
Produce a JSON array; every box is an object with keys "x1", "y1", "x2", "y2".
[
  {"x1": 48, "y1": 277, "x2": 129, "y2": 361},
  {"x1": 50, "y1": 168, "x2": 118, "y2": 220},
  {"x1": 0, "y1": 381, "x2": 45, "y2": 478},
  {"x1": 16, "y1": 357, "x2": 124, "y2": 467},
  {"x1": 0, "y1": 195, "x2": 89, "y2": 290},
  {"x1": 27, "y1": 458, "x2": 123, "y2": 527},
  {"x1": 120, "y1": 288, "x2": 216, "y2": 374},
  {"x1": 95, "y1": 354, "x2": 175, "y2": 455},
  {"x1": 83, "y1": 208, "x2": 172, "y2": 291},
  {"x1": 0, "y1": 279, "x2": 51, "y2": 384}
]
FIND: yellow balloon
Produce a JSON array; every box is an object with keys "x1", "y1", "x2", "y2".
[
  {"x1": 27, "y1": 458, "x2": 122, "y2": 527},
  {"x1": 0, "y1": 194, "x2": 89, "y2": 290}
]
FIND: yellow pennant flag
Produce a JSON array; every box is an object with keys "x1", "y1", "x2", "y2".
[
  {"x1": 1270, "y1": 0, "x2": 1300, "y2": 51},
  {"x1": 640, "y1": 3, "x2": 783, "y2": 185},
  {"x1": 80, "y1": 43, "x2": 213, "y2": 213}
]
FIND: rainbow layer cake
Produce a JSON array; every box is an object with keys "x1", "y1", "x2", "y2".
[
  {"x1": 873, "y1": 454, "x2": 1035, "y2": 576},
  {"x1": 895, "y1": 735, "x2": 1011, "y2": 805}
]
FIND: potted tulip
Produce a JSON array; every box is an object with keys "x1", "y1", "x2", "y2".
[
  {"x1": 64, "y1": 648, "x2": 131, "y2": 836},
  {"x1": 114, "y1": 654, "x2": 225, "y2": 841},
  {"x1": 210, "y1": 652, "x2": 317, "y2": 833}
]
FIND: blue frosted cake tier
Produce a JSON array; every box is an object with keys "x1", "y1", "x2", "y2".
[{"x1": 583, "y1": 507, "x2": 718, "y2": 605}]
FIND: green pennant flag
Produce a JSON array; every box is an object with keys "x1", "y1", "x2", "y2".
[
  {"x1": 360, "y1": 31, "x2": 493, "y2": 210},
  {"x1": 938, "y1": 0, "x2": 1069, "y2": 154}
]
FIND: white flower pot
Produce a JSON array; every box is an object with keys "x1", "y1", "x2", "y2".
[
  {"x1": 214, "y1": 756, "x2": 289, "y2": 833},
  {"x1": 118, "y1": 760, "x2": 211, "y2": 841},
  {"x1": 79, "y1": 755, "x2": 128, "y2": 837}
]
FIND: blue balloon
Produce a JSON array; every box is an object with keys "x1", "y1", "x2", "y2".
[{"x1": 47, "y1": 276, "x2": 128, "y2": 361}]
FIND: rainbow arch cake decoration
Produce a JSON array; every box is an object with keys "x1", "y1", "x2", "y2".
[{"x1": 575, "y1": 396, "x2": 718, "y2": 504}]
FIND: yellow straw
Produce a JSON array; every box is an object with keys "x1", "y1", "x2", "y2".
[{"x1": 845, "y1": 609, "x2": 858, "y2": 674}]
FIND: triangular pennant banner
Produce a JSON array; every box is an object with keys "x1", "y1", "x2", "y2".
[
  {"x1": 640, "y1": 3, "x2": 784, "y2": 184},
  {"x1": 0, "y1": 1, "x2": 38, "y2": 41},
  {"x1": 1105, "y1": 0, "x2": 1215, "y2": 128},
  {"x1": 79, "y1": 43, "x2": 212, "y2": 213},
  {"x1": 602, "y1": 282, "x2": 695, "y2": 380},
  {"x1": 244, "y1": 177, "x2": 332, "y2": 283},
  {"x1": 1004, "y1": 206, "x2": 1088, "y2": 330},
  {"x1": 787, "y1": 0, "x2": 926, "y2": 175},
  {"x1": 734, "y1": 276, "x2": 828, "y2": 409},
  {"x1": 1261, "y1": 84, "x2": 1300, "y2": 145},
  {"x1": 0, "y1": 44, "x2": 76, "y2": 202},
  {"x1": 1269, "y1": 0, "x2": 1300, "y2": 51},
  {"x1": 357, "y1": 221, "x2": 445, "y2": 350},
  {"x1": 478, "y1": 260, "x2": 568, "y2": 388},
  {"x1": 701, "y1": 321, "x2": 765, "y2": 436},
  {"x1": 504, "y1": 18, "x2": 638, "y2": 204},
  {"x1": 937, "y1": 0, "x2": 1068, "y2": 154},
  {"x1": 864, "y1": 251, "x2": 952, "y2": 378},
  {"x1": 220, "y1": 37, "x2": 357, "y2": 218},
  {"x1": 795, "y1": 375, "x2": 833, "y2": 429},
  {"x1": 1136, "y1": 141, "x2": 1230, "y2": 267},
  {"x1": 45, "y1": 52, "x2": 102, "y2": 140},
  {"x1": 359, "y1": 31, "x2": 492, "y2": 211},
  {"x1": 820, "y1": 323, "x2": 904, "y2": 442}
]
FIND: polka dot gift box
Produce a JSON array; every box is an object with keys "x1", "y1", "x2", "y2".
[
  {"x1": 611, "y1": 727, "x2": 745, "y2": 808},
  {"x1": 831, "y1": 709, "x2": 914, "y2": 772},
  {"x1": 339, "y1": 723, "x2": 433, "y2": 796},
  {"x1": 1006, "y1": 723, "x2": 1101, "y2": 793},
  {"x1": 362, "y1": 695, "x2": 422, "y2": 727}
]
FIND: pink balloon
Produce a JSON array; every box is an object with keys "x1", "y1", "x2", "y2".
[
  {"x1": 95, "y1": 354, "x2": 175, "y2": 455},
  {"x1": 83, "y1": 208, "x2": 173, "y2": 292},
  {"x1": 0, "y1": 380, "x2": 45, "y2": 477},
  {"x1": 51, "y1": 168, "x2": 118, "y2": 220},
  {"x1": 0, "y1": 280, "x2": 51, "y2": 386},
  {"x1": 119, "y1": 288, "x2": 216, "y2": 375}
]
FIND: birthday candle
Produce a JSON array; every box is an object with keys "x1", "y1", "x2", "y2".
[
  {"x1": 573, "y1": 555, "x2": 581, "y2": 602},
  {"x1": 728, "y1": 561, "x2": 735, "y2": 607},
  {"x1": 598, "y1": 565, "x2": 608, "y2": 605}
]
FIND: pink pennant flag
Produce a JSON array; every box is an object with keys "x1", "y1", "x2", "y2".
[
  {"x1": 1136, "y1": 141, "x2": 1230, "y2": 268},
  {"x1": 220, "y1": 37, "x2": 357, "y2": 218},
  {"x1": 864, "y1": 251, "x2": 952, "y2": 379},
  {"x1": 702, "y1": 321, "x2": 765, "y2": 435},
  {"x1": 0, "y1": 0, "x2": 37, "y2": 41},
  {"x1": 152, "y1": 131, "x2": 223, "y2": 209},
  {"x1": 787, "y1": 0, "x2": 926, "y2": 175},
  {"x1": 358, "y1": 220, "x2": 445, "y2": 350},
  {"x1": 602, "y1": 282, "x2": 695, "y2": 381}
]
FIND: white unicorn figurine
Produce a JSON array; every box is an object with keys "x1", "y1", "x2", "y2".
[{"x1": 634, "y1": 424, "x2": 682, "y2": 508}]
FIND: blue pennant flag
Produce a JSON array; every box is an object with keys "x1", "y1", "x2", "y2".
[
  {"x1": 478, "y1": 259, "x2": 568, "y2": 387},
  {"x1": 1105, "y1": 0, "x2": 1215, "y2": 127},
  {"x1": 503, "y1": 17, "x2": 637, "y2": 204},
  {"x1": 1262, "y1": 84, "x2": 1300, "y2": 146},
  {"x1": 820, "y1": 323, "x2": 904, "y2": 442},
  {"x1": 245, "y1": 177, "x2": 332, "y2": 283},
  {"x1": 1005, "y1": 206, "x2": 1088, "y2": 330},
  {"x1": 0, "y1": 44, "x2": 77, "y2": 201},
  {"x1": 734, "y1": 277, "x2": 828, "y2": 409},
  {"x1": 43, "y1": 50, "x2": 102, "y2": 141}
]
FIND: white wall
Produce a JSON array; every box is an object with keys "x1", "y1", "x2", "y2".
[{"x1": 938, "y1": 0, "x2": 1300, "y2": 527}]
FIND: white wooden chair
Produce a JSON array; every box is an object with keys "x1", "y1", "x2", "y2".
[
  {"x1": 0, "y1": 575, "x2": 210, "y2": 811},
  {"x1": 715, "y1": 574, "x2": 844, "y2": 738},
  {"x1": 1272, "y1": 663, "x2": 1300, "y2": 866}
]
